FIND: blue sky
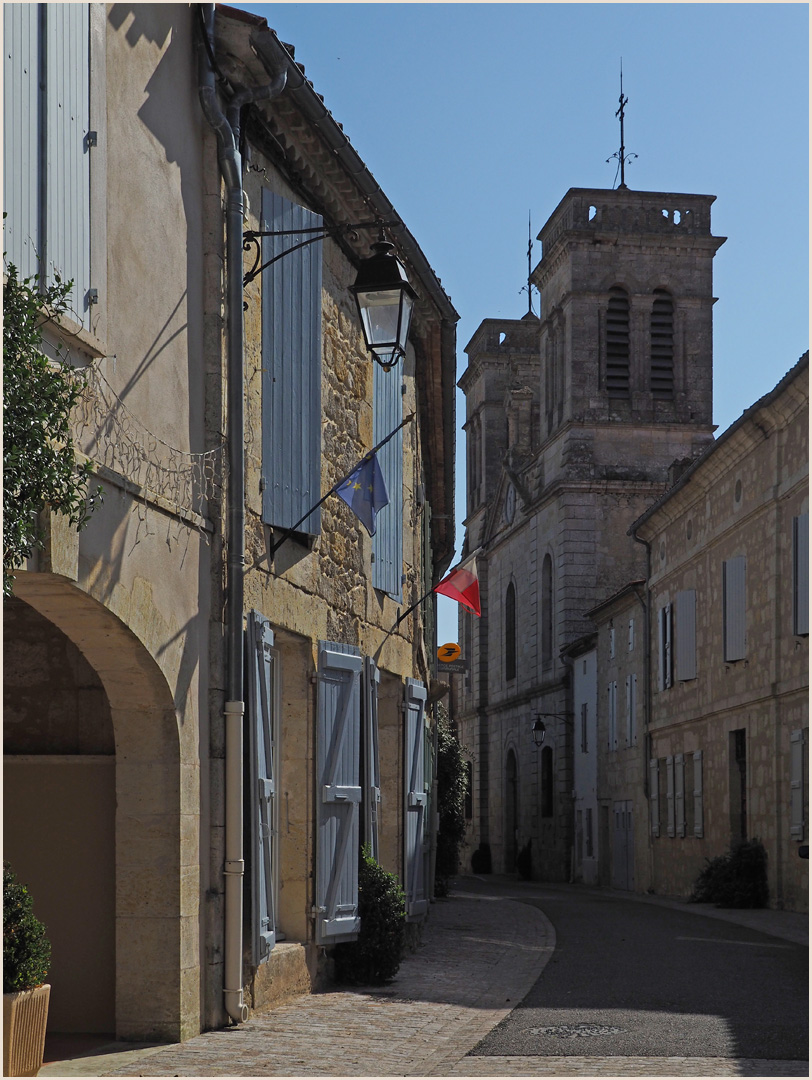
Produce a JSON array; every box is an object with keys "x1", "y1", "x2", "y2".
[{"x1": 234, "y1": 2, "x2": 809, "y2": 645}]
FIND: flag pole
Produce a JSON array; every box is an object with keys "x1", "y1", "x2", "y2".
[{"x1": 269, "y1": 413, "x2": 415, "y2": 558}]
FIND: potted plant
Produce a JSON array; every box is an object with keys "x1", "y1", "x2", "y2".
[{"x1": 3, "y1": 863, "x2": 51, "y2": 1077}]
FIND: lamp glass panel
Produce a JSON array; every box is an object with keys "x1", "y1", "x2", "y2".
[
  {"x1": 397, "y1": 292, "x2": 415, "y2": 352},
  {"x1": 357, "y1": 288, "x2": 402, "y2": 348}
]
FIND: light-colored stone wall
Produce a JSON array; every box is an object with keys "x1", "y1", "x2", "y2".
[{"x1": 638, "y1": 358, "x2": 808, "y2": 911}]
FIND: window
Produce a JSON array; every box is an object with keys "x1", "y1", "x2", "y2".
[
  {"x1": 658, "y1": 603, "x2": 672, "y2": 690},
  {"x1": 666, "y1": 755, "x2": 676, "y2": 837},
  {"x1": 693, "y1": 750, "x2": 704, "y2": 838},
  {"x1": 505, "y1": 582, "x2": 517, "y2": 681},
  {"x1": 729, "y1": 729, "x2": 747, "y2": 843},
  {"x1": 674, "y1": 754, "x2": 686, "y2": 837},
  {"x1": 793, "y1": 515, "x2": 809, "y2": 636},
  {"x1": 609, "y1": 626, "x2": 616, "y2": 659},
  {"x1": 723, "y1": 557, "x2": 747, "y2": 661},
  {"x1": 580, "y1": 702, "x2": 588, "y2": 753},
  {"x1": 675, "y1": 589, "x2": 697, "y2": 681},
  {"x1": 464, "y1": 761, "x2": 473, "y2": 821},
  {"x1": 3, "y1": 4, "x2": 92, "y2": 318},
  {"x1": 606, "y1": 287, "x2": 630, "y2": 397},
  {"x1": 649, "y1": 757, "x2": 660, "y2": 838},
  {"x1": 261, "y1": 190, "x2": 323, "y2": 536},
  {"x1": 625, "y1": 674, "x2": 637, "y2": 746},
  {"x1": 790, "y1": 729, "x2": 806, "y2": 840},
  {"x1": 650, "y1": 289, "x2": 674, "y2": 398},
  {"x1": 585, "y1": 807, "x2": 594, "y2": 857},
  {"x1": 607, "y1": 681, "x2": 618, "y2": 751},
  {"x1": 541, "y1": 746, "x2": 554, "y2": 817},
  {"x1": 541, "y1": 554, "x2": 554, "y2": 666},
  {"x1": 372, "y1": 364, "x2": 404, "y2": 599},
  {"x1": 628, "y1": 618, "x2": 635, "y2": 651}
]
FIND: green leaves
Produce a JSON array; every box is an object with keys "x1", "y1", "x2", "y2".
[
  {"x1": 3, "y1": 262, "x2": 102, "y2": 596},
  {"x1": 3, "y1": 863, "x2": 51, "y2": 993}
]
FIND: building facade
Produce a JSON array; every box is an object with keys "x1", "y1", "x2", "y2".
[
  {"x1": 4, "y1": 2, "x2": 455, "y2": 1043},
  {"x1": 454, "y1": 186, "x2": 724, "y2": 882}
]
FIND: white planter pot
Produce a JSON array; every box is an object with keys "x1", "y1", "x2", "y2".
[{"x1": 3, "y1": 984, "x2": 51, "y2": 1077}]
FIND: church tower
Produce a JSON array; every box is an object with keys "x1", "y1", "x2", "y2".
[{"x1": 455, "y1": 185, "x2": 726, "y2": 881}]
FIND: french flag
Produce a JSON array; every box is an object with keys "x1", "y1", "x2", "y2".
[{"x1": 434, "y1": 552, "x2": 481, "y2": 616}]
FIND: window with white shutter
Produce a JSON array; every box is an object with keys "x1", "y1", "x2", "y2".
[
  {"x1": 362, "y1": 658, "x2": 381, "y2": 862},
  {"x1": 658, "y1": 603, "x2": 672, "y2": 690},
  {"x1": 793, "y1": 515, "x2": 809, "y2": 637},
  {"x1": 790, "y1": 729, "x2": 806, "y2": 840},
  {"x1": 650, "y1": 758, "x2": 660, "y2": 838},
  {"x1": 675, "y1": 754, "x2": 686, "y2": 838},
  {"x1": 372, "y1": 365, "x2": 404, "y2": 599},
  {"x1": 723, "y1": 556, "x2": 747, "y2": 661},
  {"x1": 675, "y1": 589, "x2": 697, "y2": 681},
  {"x1": 693, "y1": 750, "x2": 704, "y2": 838},
  {"x1": 626, "y1": 673, "x2": 637, "y2": 746},
  {"x1": 666, "y1": 755, "x2": 675, "y2": 837}
]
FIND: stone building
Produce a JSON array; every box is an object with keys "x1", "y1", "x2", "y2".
[
  {"x1": 627, "y1": 354, "x2": 808, "y2": 912},
  {"x1": 4, "y1": 2, "x2": 455, "y2": 1044},
  {"x1": 454, "y1": 185, "x2": 725, "y2": 881}
]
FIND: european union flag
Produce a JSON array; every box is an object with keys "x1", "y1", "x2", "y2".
[{"x1": 336, "y1": 452, "x2": 389, "y2": 536}]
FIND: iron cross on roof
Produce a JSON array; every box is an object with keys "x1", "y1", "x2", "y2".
[{"x1": 606, "y1": 61, "x2": 638, "y2": 189}]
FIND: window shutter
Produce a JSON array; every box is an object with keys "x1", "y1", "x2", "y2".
[
  {"x1": 626, "y1": 674, "x2": 637, "y2": 747},
  {"x1": 650, "y1": 758, "x2": 660, "y2": 838},
  {"x1": 261, "y1": 189, "x2": 323, "y2": 534},
  {"x1": 608, "y1": 682, "x2": 617, "y2": 751},
  {"x1": 371, "y1": 365, "x2": 403, "y2": 598},
  {"x1": 246, "y1": 611, "x2": 277, "y2": 964},
  {"x1": 45, "y1": 3, "x2": 91, "y2": 317},
  {"x1": 3, "y1": 3, "x2": 41, "y2": 280},
  {"x1": 790, "y1": 729, "x2": 806, "y2": 840},
  {"x1": 793, "y1": 515, "x2": 809, "y2": 636},
  {"x1": 658, "y1": 604, "x2": 672, "y2": 690},
  {"x1": 315, "y1": 641, "x2": 362, "y2": 944},
  {"x1": 650, "y1": 290, "x2": 674, "y2": 399},
  {"x1": 693, "y1": 750, "x2": 704, "y2": 838},
  {"x1": 675, "y1": 754, "x2": 686, "y2": 838},
  {"x1": 606, "y1": 288, "x2": 630, "y2": 397},
  {"x1": 666, "y1": 755, "x2": 675, "y2": 837},
  {"x1": 363, "y1": 657, "x2": 381, "y2": 862},
  {"x1": 609, "y1": 627, "x2": 616, "y2": 659},
  {"x1": 404, "y1": 678, "x2": 429, "y2": 919},
  {"x1": 723, "y1": 556, "x2": 747, "y2": 661},
  {"x1": 675, "y1": 589, "x2": 697, "y2": 681},
  {"x1": 628, "y1": 619, "x2": 635, "y2": 652}
]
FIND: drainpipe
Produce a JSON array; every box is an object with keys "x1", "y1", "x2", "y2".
[
  {"x1": 196, "y1": 3, "x2": 285, "y2": 1025},
  {"x1": 632, "y1": 530, "x2": 653, "y2": 888}
]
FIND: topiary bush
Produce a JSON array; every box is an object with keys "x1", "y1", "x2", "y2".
[
  {"x1": 691, "y1": 838, "x2": 769, "y2": 909},
  {"x1": 434, "y1": 704, "x2": 469, "y2": 897},
  {"x1": 3, "y1": 863, "x2": 51, "y2": 993},
  {"x1": 333, "y1": 847, "x2": 406, "y2": 985}
]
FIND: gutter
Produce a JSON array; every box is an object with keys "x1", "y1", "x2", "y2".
[{"x1": 196, "y1": 3, "x2": 286, "y2": 1026}]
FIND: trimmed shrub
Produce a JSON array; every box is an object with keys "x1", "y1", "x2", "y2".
[
  {"x1": 333, "y1": 848, "x2": 406, "y2": 985},
  {"x1": 434, "y1": 705, "x2": 469, "y2": 897},
  {"x1": 3, "y1": 863, "x2": 51, "y2": 993},
  {"x1": 691, "y1": 838, "x2": 769, "y2": 909}
]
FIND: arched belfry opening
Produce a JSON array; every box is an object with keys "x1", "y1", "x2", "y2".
[{"x1": 4, "y1": 577, "x2": 190, "y2": 1042}]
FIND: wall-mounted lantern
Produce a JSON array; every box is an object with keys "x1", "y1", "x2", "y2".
[{"x1": 351, "y1": 237, "x2": 417, "y2": 371}]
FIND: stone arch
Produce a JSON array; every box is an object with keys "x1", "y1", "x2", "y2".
[{"x1": 8, "y1": 574, "x2": 193, "y2": 1042}]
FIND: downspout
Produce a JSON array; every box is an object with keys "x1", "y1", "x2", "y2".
[
  {"x1": 196, "y1": 3, "x2": 285, "y2": 1025},
  {"x1": 632, "y1": 530, "x2": 653, "y2": 889}
]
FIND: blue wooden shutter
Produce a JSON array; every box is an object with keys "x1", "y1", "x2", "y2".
[
  {"x1": 675, "y1": 753, "x2": 686, "y2": 838},
  {"x1": 675, "y1": 589, "x2": 697, "y2": 681},
  {"x1": 3, "y1": 3, "x2": 41, "y2": 280},
  {"x1": 363, "y1": 657, "x2": 381, "y2": 862},
  {"x1": 45, "y1": 3, "x2": 91, "y2": 317},
  {"x1": 372, "y1": 365, "x2": 403, "y2": 598},
  {"x1": 404, "y1": 678, "x2": 428, "y2": 919},
  {"x1": 790, "y1": 729, "x2": 805, "y2": 840},
  {"x1": 261, "y1": 190, "x2": 323, "y2": 534},
  {"x1": 247, "y1": 611, "x2": 276, "y2": 965},
  {"x1": 693, "y1": 751, "x2": 704, "y2": 838},
  {"x1": 649, "y1": 758, "x2": 660, "y2": 838},
  {"x1": 315, "y1": 641, "x2": 362, "y2": 944},
  {"x1": 723, "y1": 556, "x2": 747, "y2": 661},
  {"x1": 666, "y1": 755, "x2": 675, "y2": 837}
]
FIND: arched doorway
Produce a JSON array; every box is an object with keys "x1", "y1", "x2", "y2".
[
  {"x1": 505, "y1": 749, "x2": 518, "y2": 872},
  {"x1": 4, "y1": 576, "x2": 191, "y2": 1042}
]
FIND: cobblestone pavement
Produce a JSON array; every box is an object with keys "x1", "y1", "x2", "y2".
[{"x1": 40, "y1": 879, "x2": 808, "y2": 1078}]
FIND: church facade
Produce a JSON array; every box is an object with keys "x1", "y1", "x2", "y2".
[{"x1": 454, "y1": 186, "x2": 726, "y2": 882}]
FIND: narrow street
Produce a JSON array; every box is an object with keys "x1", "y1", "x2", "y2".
[{"x1": 42, "y1": 875, "x2": 808, "y2": 1078}]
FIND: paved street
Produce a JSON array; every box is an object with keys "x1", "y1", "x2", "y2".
[{"x1": 41, "y1": 876, "x2": 808, "y2": 1078}]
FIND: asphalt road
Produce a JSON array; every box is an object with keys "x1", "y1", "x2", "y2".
[{"x1": 466, "y1": 882, "x2": 808, "y2": 1061}]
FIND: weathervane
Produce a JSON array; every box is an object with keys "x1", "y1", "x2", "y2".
[{"x1": 606, "y1": 61, "x2": 637, "y2": 189}]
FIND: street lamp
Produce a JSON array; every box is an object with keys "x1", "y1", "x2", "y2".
[
  {"x1": 351, "y1": 236, "x2": 417, "y2": 371},
  {"x1": 531, "y1": 712, "x2": 572, "y2": 746}
]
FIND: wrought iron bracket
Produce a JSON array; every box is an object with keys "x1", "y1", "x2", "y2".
[{"x1": 242, "y1": 220, "x2": 398, "y2": 288}]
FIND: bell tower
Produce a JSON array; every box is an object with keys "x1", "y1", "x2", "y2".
[{"x1": 534, "y1": 187, "x2": 725, "y2": 445}]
